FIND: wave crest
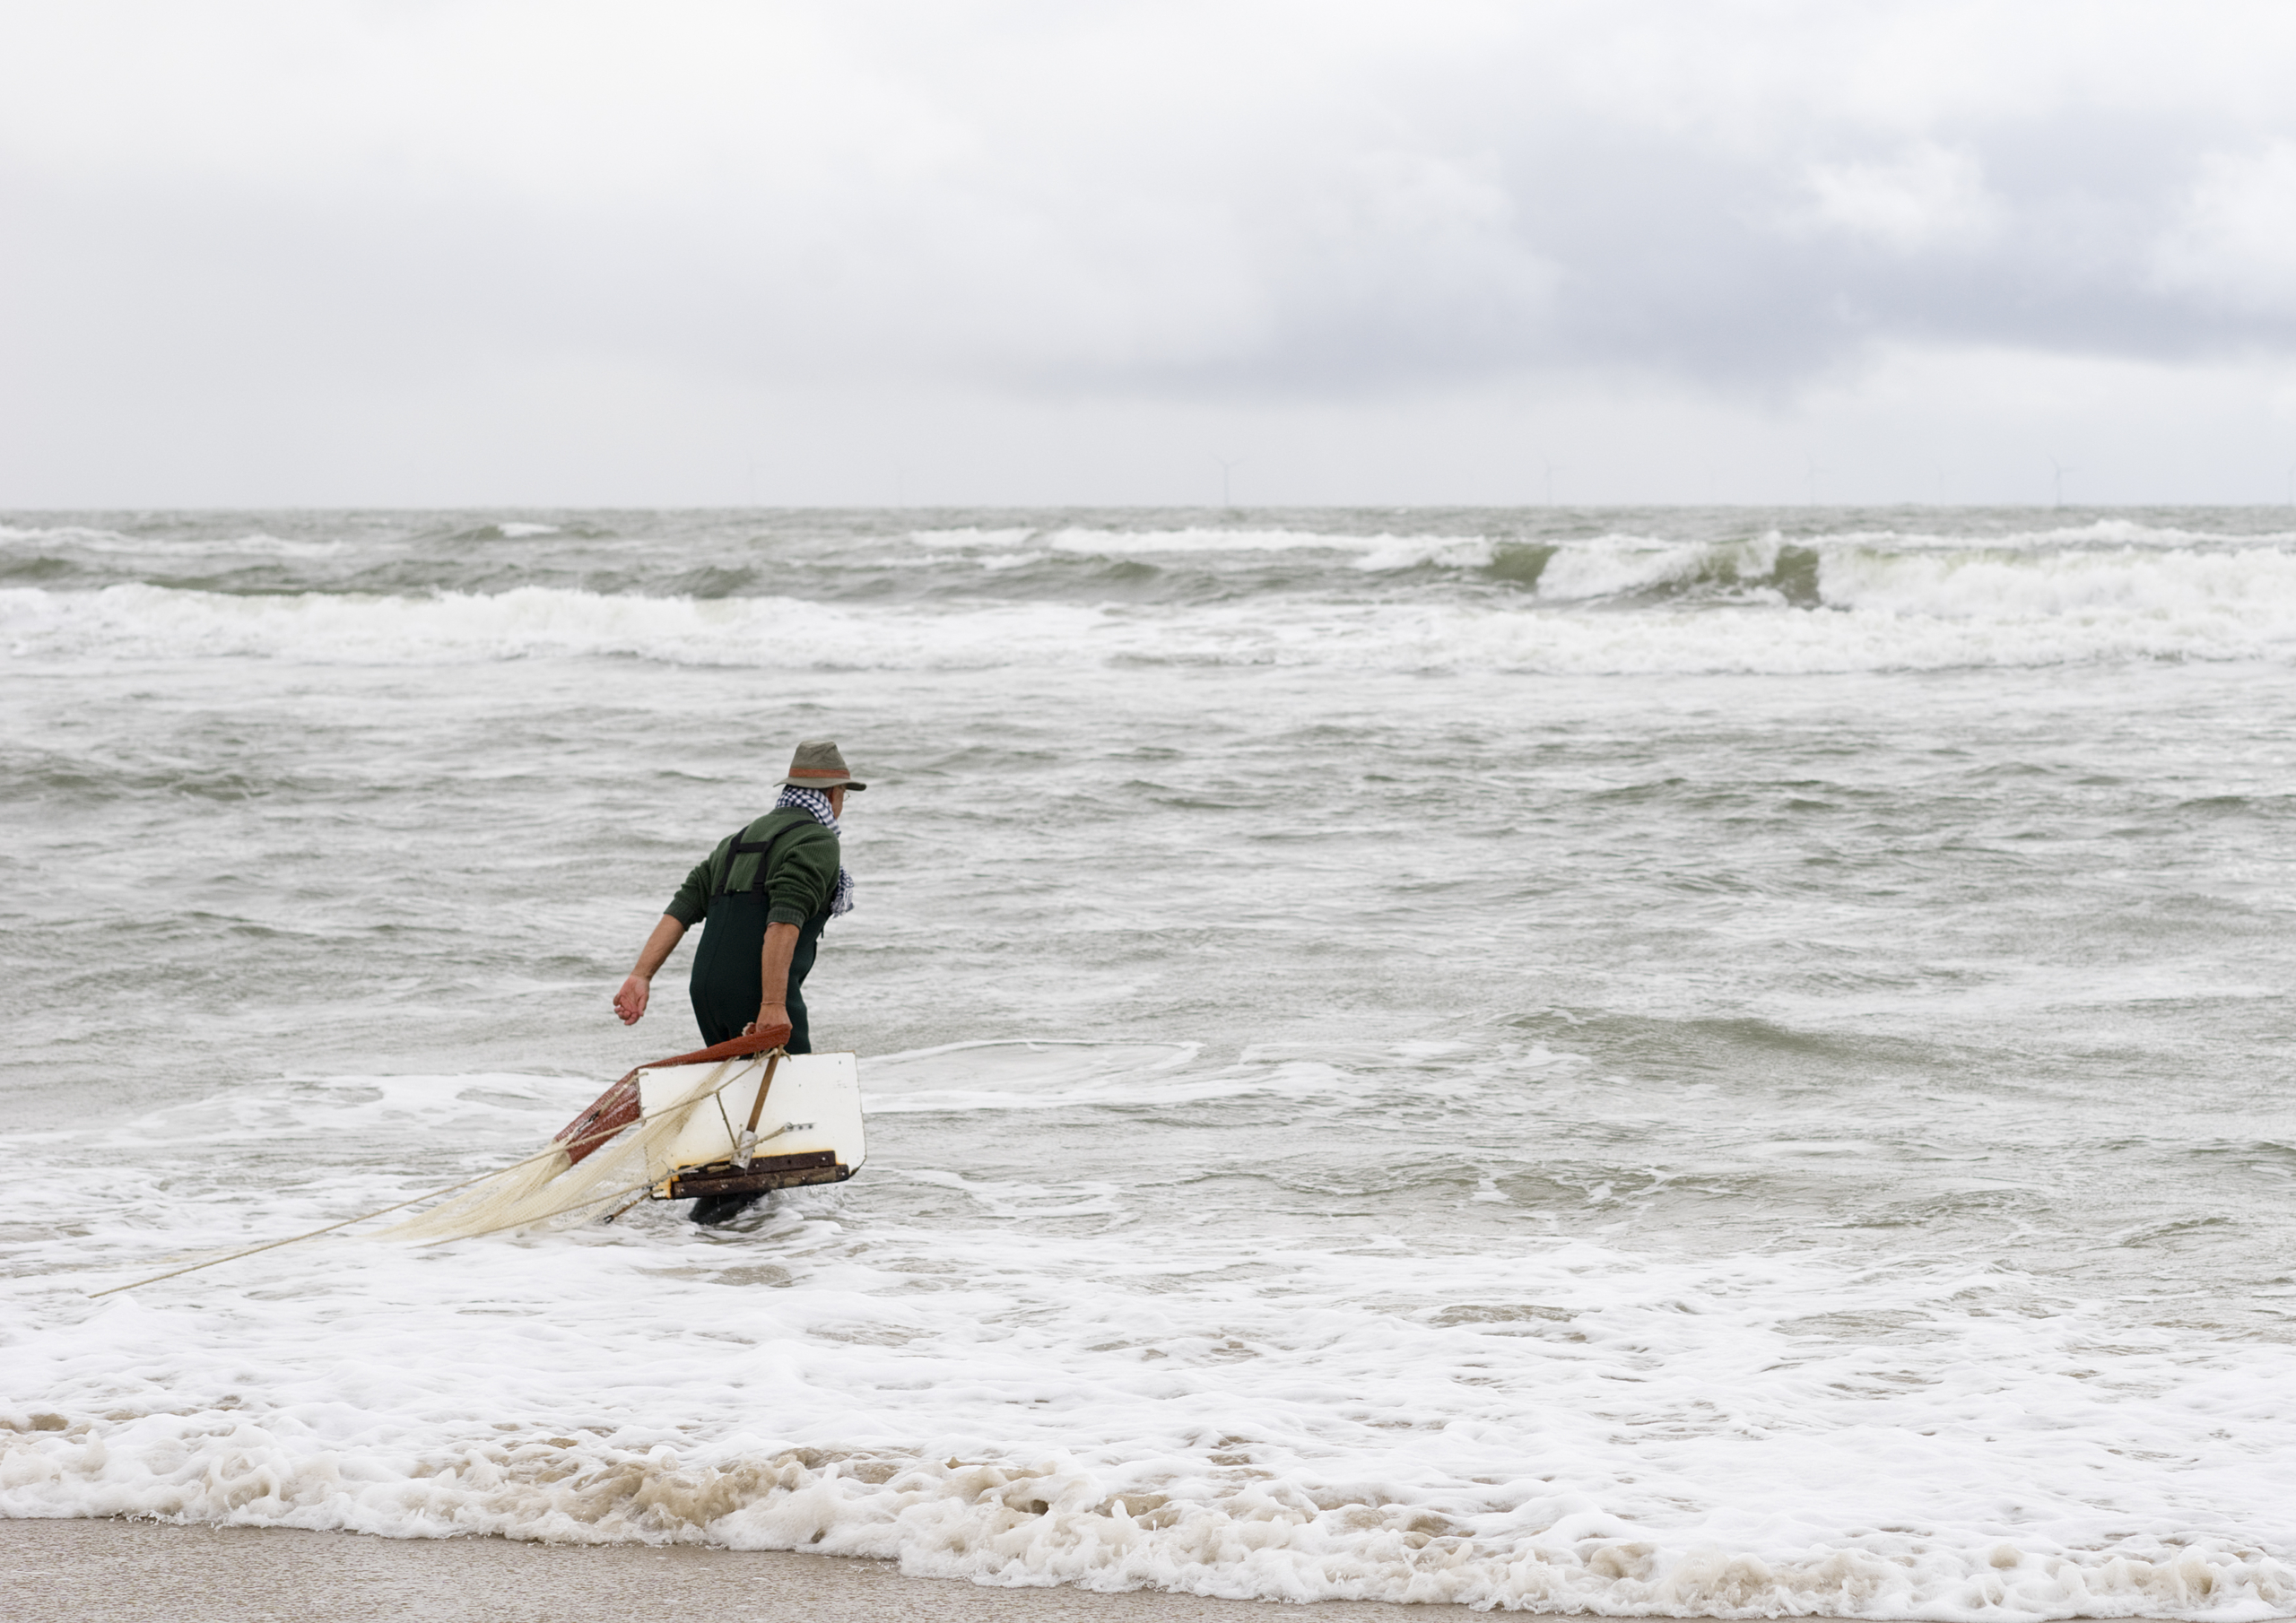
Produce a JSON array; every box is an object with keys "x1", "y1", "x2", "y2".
[{"x1": 13, "y1": 534, "x2": 2296, "y2": 675}]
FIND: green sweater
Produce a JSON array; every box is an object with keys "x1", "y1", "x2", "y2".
[{"x1": 665, "y1": 809, "x2": 842, "y2": 931}]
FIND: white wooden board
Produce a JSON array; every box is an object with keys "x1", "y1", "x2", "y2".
[{"x1": 636, "y1": 1051, "x2": 866, "y2": 1182}]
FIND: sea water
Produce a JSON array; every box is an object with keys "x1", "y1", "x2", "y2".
[{"x1": 4, "y1": 508, "x2": 2295, "y2": 1616}]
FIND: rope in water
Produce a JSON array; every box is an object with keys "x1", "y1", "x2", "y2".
[
  {"x1": 415, "y1": 1175, "x2": 665, "y2": 1247},
  {"x1": 86, "y1": 1128, "x2": 622, "y2": 1300},
  {"x1": 84, "y1": 1040, "x2": 781, "y2": 1298}
]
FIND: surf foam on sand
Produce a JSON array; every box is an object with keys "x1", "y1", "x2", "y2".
[{"x1": 6, "y1": 1051, "x2": 2294, "y2": 1618}]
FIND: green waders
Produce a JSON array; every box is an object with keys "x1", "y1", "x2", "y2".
[{"x1": 687, "y1": 820, "x2": 824, "y2": 1054}]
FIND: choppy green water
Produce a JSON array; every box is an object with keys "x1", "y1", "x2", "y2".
[{"x1": 5, "y1": 508, "x2": 2295, "y2": 1615}]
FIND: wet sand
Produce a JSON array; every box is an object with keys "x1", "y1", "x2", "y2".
[{"x1": 2, "y1": 1517, "x2": 1494, "y2": 1621}]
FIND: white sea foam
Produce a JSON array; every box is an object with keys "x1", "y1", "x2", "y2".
[
  {"x1": 915, "y1": 525, "x2": 1500, "y2": 568},
  {"x1": 1802, "y1": 519, "x2": 2296, "y2": 553},
  {"x1": 0, "y1": 522, "x2": 135, "y2": 547},
  {"x1": 907, "y1": 526, "x2": 1039, "y2": 549},
  {"x1": 5, "y1": 1054, "x2": 2294, "y2": 1617},
  {"x1": 1044, "y1": 526, "x2": 1425, "y2": 556},
  {"x1": 1818, "y1": 544, "x2": 2296, "y2": 621},
  {"x1": 0, "y1": 524, "x2": 346, "y2": 559},
  {"x1": 14, "y1": 538, "x2": 2296, "y2": 673},
  {"x1": 0, "y1": 584, "x2": 1107, "y2": 670},
  {"x1": 1535, "y1": 534, "x2": 1783, "y2": 601},
  {"x1": 1352, "y1": 536, "x2": 1498, "y2": 571}
]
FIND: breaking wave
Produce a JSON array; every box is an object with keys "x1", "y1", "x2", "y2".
[{"x1": 11, "y1": 531, "x2": 2296, "y2": 673}]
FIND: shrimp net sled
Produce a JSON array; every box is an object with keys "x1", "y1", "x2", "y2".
[{"x1": 381, "y1": 1026, "x2": 869, "y2": 1242}]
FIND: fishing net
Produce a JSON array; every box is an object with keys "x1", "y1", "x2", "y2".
[{"x1": 378, "y1": 1061, "x2": 744, "y2": 1243}]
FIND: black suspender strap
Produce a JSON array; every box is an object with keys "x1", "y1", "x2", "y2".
[{"x1": 711, "y1": 818, "x2": 803, "y2": 899}]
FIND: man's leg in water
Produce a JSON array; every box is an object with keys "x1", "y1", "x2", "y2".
[{"x1": 783, "y1": 982, "x2": 810, "y2": 1055}]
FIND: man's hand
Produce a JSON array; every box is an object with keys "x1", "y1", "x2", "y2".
[
  {"x1": 614, "y1": 916, "x2": 688, "y2": 1028},
  {"x1": 744, "y1": 1002, "x2": 789, "y2": 1037},
  {"x1": 749, "y1": 923, "x2": 800, "y2": 1040}
]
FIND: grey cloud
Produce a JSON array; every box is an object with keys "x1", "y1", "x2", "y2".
[
  {"x1": 1064, "y1": 110, "x2": 2296, "y2": 398},
  {"x1": 6, "y1": 0, "x2": 2296, "y2": 474}
]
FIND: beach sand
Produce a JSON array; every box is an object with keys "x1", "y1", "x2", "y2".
[{"x1": 1, "y1": 1517, "x2": 1511, "y2": 1621}]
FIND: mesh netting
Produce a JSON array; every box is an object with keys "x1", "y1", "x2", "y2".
[{"x1": 378, "y1": 1061, "x2": 745, "y2": 1243}]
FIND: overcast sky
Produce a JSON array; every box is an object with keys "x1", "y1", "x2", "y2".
[{"x1": 7, "y1": 0, "x2": 2296, "y2": 508}]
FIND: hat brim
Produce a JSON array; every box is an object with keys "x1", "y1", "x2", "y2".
[{"x1": 778, "y1": 774, "x2": 866, "y2": 791}]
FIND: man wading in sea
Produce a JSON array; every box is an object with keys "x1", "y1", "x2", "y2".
[{"x1": 611, "y1": 738, "x2": 863, "y2": 1222}]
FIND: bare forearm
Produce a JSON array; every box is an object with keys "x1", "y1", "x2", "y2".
[
  {"x1": 631, "y1": 915, "x2": 687, "y2": 979},
  {"x1": 612, "y1": 915, "x2": 687, "y2": 1027},
  {"x1": 756, "y1": 922, "x2": 798, "y2": 1016}
]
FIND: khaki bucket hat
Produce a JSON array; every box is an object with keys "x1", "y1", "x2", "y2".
[{"x1": 777, "y1": 737, "x2": 867, "y2": 792}]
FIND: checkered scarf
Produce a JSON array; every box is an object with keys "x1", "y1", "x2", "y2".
[{"x1": 777, "y1": 785, "x2": 855, "y2": 917}]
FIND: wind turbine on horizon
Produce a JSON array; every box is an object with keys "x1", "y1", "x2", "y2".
[
  {"x1": 2049, "y1": 456, "x2": 2077, "y2": 510},
  {"x1": 1211, "y1": 454, "x2": 1240, "y2": 509}
]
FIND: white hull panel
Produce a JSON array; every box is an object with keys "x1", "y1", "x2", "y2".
[{"x1": 635, "y1": 1051, "x2": 866, "y2": 1185}]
